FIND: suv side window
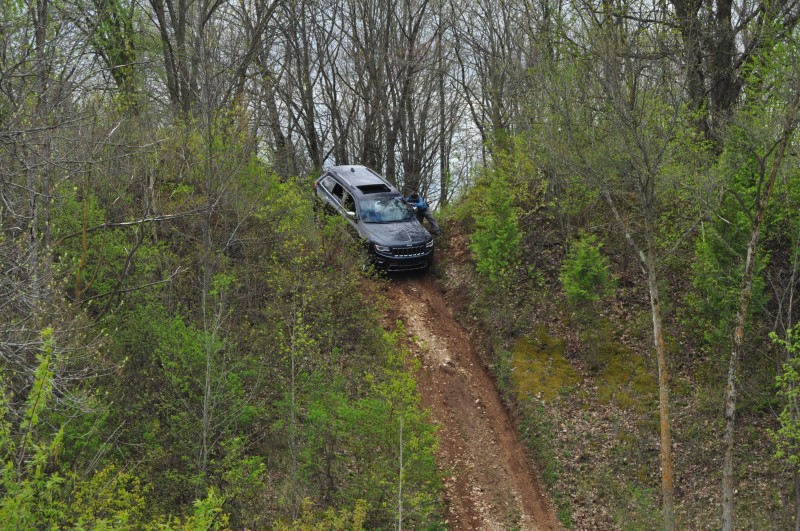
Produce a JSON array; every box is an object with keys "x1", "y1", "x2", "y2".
[
  {"x1": 342, "y1": 191, "x2": 355, "y2": 213},
  {"x1": 331, "y1": 183, "x2": 344, "y2": 202},
  {"x1": 319, "y1": 175, "x2": 335, "y2": 192}
]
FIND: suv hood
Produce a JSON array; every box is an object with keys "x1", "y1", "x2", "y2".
[{"x1": 361, "y1": 221, "x2": 431, "y2": 246}]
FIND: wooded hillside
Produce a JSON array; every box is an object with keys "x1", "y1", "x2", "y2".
[{"x1": 1, "y1": 0, "x2": 799, "y2": 528}]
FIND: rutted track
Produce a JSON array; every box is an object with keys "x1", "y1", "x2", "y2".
[{"x1": 387, "y1": 274, "x2": 561, "y2": 531}]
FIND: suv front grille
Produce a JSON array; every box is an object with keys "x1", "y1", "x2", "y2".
[{"x1": 391, "y1": 244, "x2": 428, "y2": 257}]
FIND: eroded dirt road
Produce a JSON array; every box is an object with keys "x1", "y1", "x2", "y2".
[{"x1": 387, "y1": 274, "x2": 561, "y2": 531}]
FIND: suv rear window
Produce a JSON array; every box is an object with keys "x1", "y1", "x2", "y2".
[{"x1": 357, "y1": 184, "x2": 391, "y2": 194}]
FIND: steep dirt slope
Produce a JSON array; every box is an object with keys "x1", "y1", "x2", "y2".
[{"x1": 387, "y1": 273, "x2": 561, "y2": 531}]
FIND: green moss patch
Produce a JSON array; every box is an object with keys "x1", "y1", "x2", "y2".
[
  {"x1": 511, "y1": 325, "x2": 581, "y2": 401},
  {"x1": 511, "y1": 323, "x2": 657, "y2": 413},
  {"x1": 594, "y1": 326, "x2": 657, "y2": 414}
]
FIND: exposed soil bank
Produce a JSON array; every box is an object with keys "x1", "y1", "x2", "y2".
[{"x1": 387, "y1": 273, "x2": 561, "y2": 531}]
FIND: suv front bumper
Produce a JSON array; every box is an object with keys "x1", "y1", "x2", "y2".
[{"x1": 372, "y1": 245, "x2": 433, "y2": 271}]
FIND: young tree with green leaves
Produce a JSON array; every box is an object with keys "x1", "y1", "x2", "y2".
[
  {"x1": 560, "y1": 232, "x2": 616, "y2": 364},
  {"x1": 542, "y1": 7, "x2": 710, "y2": 527},
  {"x1": 0, "y1": 330, "x2": 149, "y2": 528},
  {"x1": 719, "y1": 40, "x2": 800, "y2": 530},
  {"x1": 470, "y1": 174, "x2": 522, "y2": 286},
  {"x1": 560, "y1": 232, "x2": 614, "y2": 313}
]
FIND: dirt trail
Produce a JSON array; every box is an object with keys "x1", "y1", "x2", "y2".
[{"x1": 387, "y1": 274, "x2": 561, "y2": 531}]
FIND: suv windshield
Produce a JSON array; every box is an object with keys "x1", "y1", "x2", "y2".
[{"x1": 359, "y1": 196, "x2": 415, "y2": 223}]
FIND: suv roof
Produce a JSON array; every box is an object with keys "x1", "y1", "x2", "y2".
[{"x1": 326, "y1": 165, "x2": 395, "y2": 196}]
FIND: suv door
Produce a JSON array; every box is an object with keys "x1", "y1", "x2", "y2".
[
  {"x1": 341, "y1": 190, "x2": 356, "y2": 216},
  {"x1": 339, "y1": 190, "x2": 361, "y2": 240},
  {"x1": 316, "y1": 175, "x2": 360, "y2": 238}
]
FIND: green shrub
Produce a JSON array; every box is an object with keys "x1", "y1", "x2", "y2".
[
  {"x1": 560, "y1": 232, "x2": 614, "y2": 307},
  {"x1": 0, "y1": 331, "x2": 149, "y2": 529},
  {"x1": 470, "y1": 175, "x2": 522, "y2": 285}
]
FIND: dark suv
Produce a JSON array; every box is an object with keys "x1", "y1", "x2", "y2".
[{"x1": 313, "y1": 165, "x2": 434, "y2": 271}]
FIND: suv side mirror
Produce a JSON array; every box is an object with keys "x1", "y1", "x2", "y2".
[{"x1": 346, "y1": 211, "x2": 357, "y2": 219}]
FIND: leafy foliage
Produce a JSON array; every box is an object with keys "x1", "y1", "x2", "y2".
[
  {"x1": 6, "y1": 0, "x2": 800, "y2": 525},
  {"x1": 285, "y1": 328, "x2": 441, "y2": 529},
  {"x1": 469, "y1": 174, "x2": 522, "y2": 284},
  {"x1": 560, "y1": 232, "x2": 614, "y2": 307},
  {"x1": 453, "y1": 135, "x2": 549, "y2": 288},
  {"x1": 278, "y1": 498, "x2": 367, "y2": 530},
  {"x1": 772, "y1": 326, "x2": 800, "y2": 467},
  {"x1": 0, "y1": 331, "x2": 148, "y2": 528},
  {"x1": 682, "y1": 106, "x2": 776, "y2": 350}
]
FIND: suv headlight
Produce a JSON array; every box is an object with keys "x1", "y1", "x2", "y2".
[
  {"x1": 374, "y1": 244, "x2": 391, "y2": 253},
  {"x1": 425, "y1": 240, "x2": 434, "y2": 248}
]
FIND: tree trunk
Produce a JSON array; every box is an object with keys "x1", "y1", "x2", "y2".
[
  {"x1": 295, "y1": 9, "x2": 323, "y2": 175},
  {"x1": 671, "y1": 0, "x2": 707, "y2": 134},
  {"x1": 27, "y1": 0, "x2": 52, "y2": 304},
  {"x1": 437, "y1": 20, "x2": 449, "y2": 207},
  {"x1": 263, "y1": 72, "x2": 291, "y2": 179},
  {"x1": 605, "y1": 187, "x2": 676, "y2": 529},
  {"x1": 199, "y1": 28, "x2": 213, "y2": 487},
  {"x1": 721, "y1": 217, "x2": 758, "y2": 531},
  {"x1": 721, "y1": 112, "x2": 795, "y2": 531},
  {"x1": 646, "y1": 224, "x2": 676, "y2": 530}
]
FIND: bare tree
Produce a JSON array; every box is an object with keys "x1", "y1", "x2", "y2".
[
  {"x1": 450, "y1": 0, "x2": 532, "y2": 147},
  {"x1": 670, "y1": 0, "x2": 800, "y2": 138},
  {"x1": 0, "y1": 7, "x2": 131, "y2": 477}
]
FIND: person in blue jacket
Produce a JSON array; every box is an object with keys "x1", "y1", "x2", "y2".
[{"x1": 405, "y1": 192, "x2": 441, "y2": 236}]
